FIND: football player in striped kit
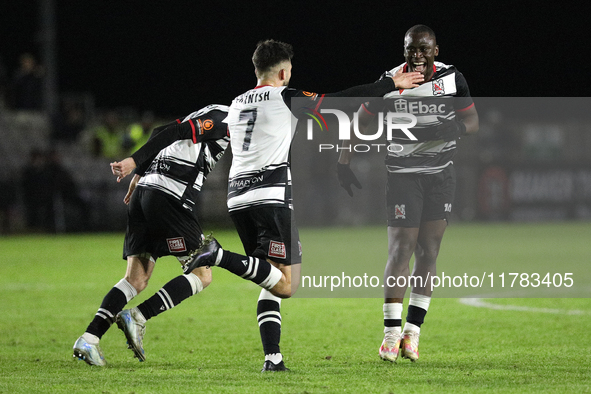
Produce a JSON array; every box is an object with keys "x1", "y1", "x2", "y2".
[
  {"x1": 185, "y1": 39, "x2": 424, "y2": 371},
  {"x1": 73, "y1": 105, "x2": 230, "y2": 366},
  {"x1": 338, "y1": 25, "x2": 479, "y2": 363}
]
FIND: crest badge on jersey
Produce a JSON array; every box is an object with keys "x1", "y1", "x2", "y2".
[
  {"x1": 394, "y1": 204, "x2": 406, "y2": 219},
  {"x1": 167, "y1": 237, "x2": 187, "y2": 253},
  {"x1": 394, "y1": 99, "x2": 408, "y2": 113},
  {"x1": 269, "y1": 240, "x2": 287, "y2": 259},
  {"x1": 432, "y1": 79, "x2": 445, "y2": 96}
]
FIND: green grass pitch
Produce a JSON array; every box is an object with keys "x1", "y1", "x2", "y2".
[{"x1": 1, "y1": 223, "x2": 590, "y2": 393}]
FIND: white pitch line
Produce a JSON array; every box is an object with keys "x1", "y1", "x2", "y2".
[{"x1": 459, "y1": 298, "x2": 590, "y2": 315}]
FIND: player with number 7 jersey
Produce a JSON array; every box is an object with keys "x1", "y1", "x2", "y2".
[{"x1": 193, "y1": 39, "x2": 423, "y2": 371}]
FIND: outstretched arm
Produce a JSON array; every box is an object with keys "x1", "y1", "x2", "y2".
[
  {"x1": 131, "y1": 120, "x2": 198, "y2": 168},
  {"x1": 110, "y1": 119, "x2": 198, "y2": 182},
  {"x1": 325, "y1": 68, "x2": 423, "y2": 98}
]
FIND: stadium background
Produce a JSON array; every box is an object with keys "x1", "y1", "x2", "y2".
[
  {"x1": 0, "y1": 1, "x2": 589, "y2": 232},
  {"x1": 1, "y1": 3, "x2": 590, "y2": 393}
]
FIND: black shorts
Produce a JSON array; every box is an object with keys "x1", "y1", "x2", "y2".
[
  {"x1": 230, "y1": 206, "x2": 302, "y2": 266},
  {"x1": 386, "y1": 165, "x2": 456, "y2": 227},
  {"x1": 123, "y1": 188, "x2": 203, "y2": 260}
]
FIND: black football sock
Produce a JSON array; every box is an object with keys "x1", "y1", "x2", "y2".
[
  {"x1": 218, "y1": 251, "x2": 282, "y2": 290},
  {"x1": 86, "y1": 279, "x2": 137, "y2": 339},
  {"x1": 257, "y1": 289, "x2": 282, "y2": 357},
  {"x1": 405, "y1": 293, "x2": 431, "y2": 328},
  {"x1": 406, "y1": 305, "x2": 427, "y2": 327},
  {"x1": 137, "y1": 273, "x2": 203, "y2": 321}
]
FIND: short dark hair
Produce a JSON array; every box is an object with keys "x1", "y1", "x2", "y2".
[
  {"x1": 252, "y1": 39, "x2": 294, "y2": 73},
  {"x1": 405, "y1": 24, "x2": 436, "y2": 41}
]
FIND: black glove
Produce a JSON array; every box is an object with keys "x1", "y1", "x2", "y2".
[
  {"x1": 435, "y1": 116, "x2": 467, "y2": 142},
  {"x1": 337, "y1": 163, "x2": 362, "y2": 197}
]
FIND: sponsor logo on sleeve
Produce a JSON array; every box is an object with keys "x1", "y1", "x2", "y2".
[
  {"x1": 202, "y1": 119, "x2": 214, "y2": 130},
  {"x1": 197, "y1": 118, "x2": 214, "y2": 134}
]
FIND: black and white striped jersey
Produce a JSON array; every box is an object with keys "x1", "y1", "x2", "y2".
[
  {"x1": 224, "y1": 86, "x2": 320, "y2": 212},
  {"x1": 130, "y1": 104, "x2": 230, "y2": 215},
  {"x1": 364, "y1": 61, "x2": 474, "y2": 174}
]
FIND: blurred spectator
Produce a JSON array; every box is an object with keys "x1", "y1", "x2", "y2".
[
  {"x1": 123, "y1": 110, "x2": 156, "y2": 154},
  {"x1": 8, "y1": 53, "x2": 44, "y2": 110},
  {"x1": 22, "y1": 148, "x2": 89, "y2": 232},
  {"x1": 22, "y1": 148, "x2": 53, "y2": 231},
  {"x1": 52, "y1": 101, "x2": 86, "y2": 142},
  {"x1": 92, "y1": 110, "x2": 125, "y2": 158},
  {"x1": 45, "y1": 149, "x2": 89, "y2": 231}
]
